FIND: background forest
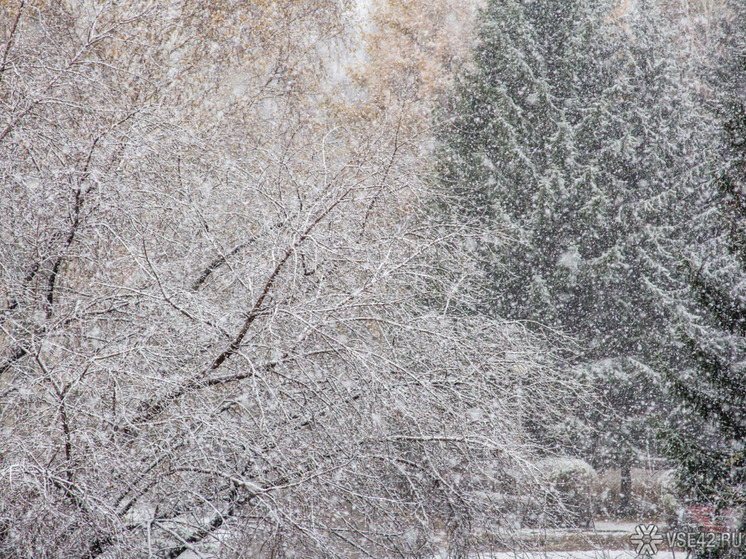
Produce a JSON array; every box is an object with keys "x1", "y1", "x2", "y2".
[{"x1": 0, "y1": 0, "x2": 744, "y2": 558}]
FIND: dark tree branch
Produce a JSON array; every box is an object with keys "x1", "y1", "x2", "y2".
[{"x1": 191, "y1": 240, "x2": 254, "y2": 291}]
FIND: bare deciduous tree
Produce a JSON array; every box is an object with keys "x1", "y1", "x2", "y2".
[{"x1": 0, "y1": 1, "x2": 577, "y2": 557}]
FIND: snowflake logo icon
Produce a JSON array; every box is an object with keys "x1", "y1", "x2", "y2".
[{"x1": 630, "y1": 524, "x2": 664, "y2": 556}]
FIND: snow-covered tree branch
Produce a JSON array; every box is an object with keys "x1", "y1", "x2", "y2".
[{"x1": 0, "y1": 1, "x2": 577, "y2": 557}]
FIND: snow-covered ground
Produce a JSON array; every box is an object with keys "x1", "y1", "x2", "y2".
[
  {"x1": 427, "y1": 522, "x2": 683, "y2": 558},
  {"x1": 484, "y1": 553, "x2": 677, "y2": 559},
  {"x1": 517, "y1": 520, "x2": 641, "y2": 537},
  {"x1": 183, "y1": 549, "x2": 676, "y2": 559}
]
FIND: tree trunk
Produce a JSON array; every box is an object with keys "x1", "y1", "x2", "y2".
[{"x1": 619, "y1": 453, "x2": 633, "y2": 516}]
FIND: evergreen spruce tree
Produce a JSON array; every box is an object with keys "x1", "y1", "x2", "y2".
[
  {"x1": 439, "y1": 0, "x2": 621, "y2": 329},
  {"x1": 665, "y1": 1, "x2": 746, "y2": 530},
  {"x1": 438, "y1": 0, "x2": 713, "y2": 515}
]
